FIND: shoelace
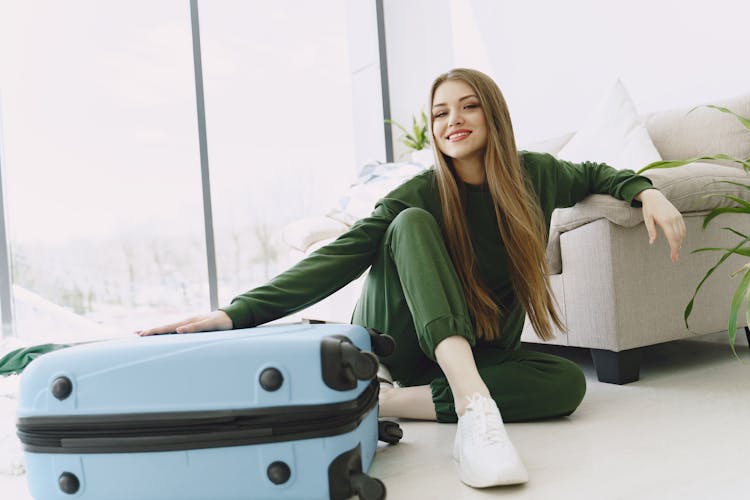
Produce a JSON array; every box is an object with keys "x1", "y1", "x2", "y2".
[{"x1": 464, "y1": 395, "x2": 506, "y2": 448}]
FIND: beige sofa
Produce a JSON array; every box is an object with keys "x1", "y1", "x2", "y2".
[{"x1": 283, "y1": 92, "x2": 750, "y2": 384}]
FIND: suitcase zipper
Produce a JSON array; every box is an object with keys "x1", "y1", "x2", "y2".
[{"x1": 17, "y1": 381, "x2": 379, "y2": 454}]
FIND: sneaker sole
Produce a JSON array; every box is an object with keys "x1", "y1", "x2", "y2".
[{"x1": 453, "y1": 458, "x2": 529, "y2": 488}]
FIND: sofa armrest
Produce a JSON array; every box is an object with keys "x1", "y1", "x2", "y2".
[
  {"x1": 547, "y1": 161, "x2": 750, "y2": 275},
  {"x1": 554, "y1": 213, "x2": 750, "y2": 351}
]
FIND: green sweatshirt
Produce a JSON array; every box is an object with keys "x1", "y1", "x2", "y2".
[{"x1": 221, "y1": 151, "x2": 654, "y2": 348}]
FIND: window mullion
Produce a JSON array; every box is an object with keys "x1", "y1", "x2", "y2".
[
  {"x1": 189, "y1": 0, "x2": 219, "y2": 311},
  {"x1": 0, "y1": 97, "x2": 16, "y2": 338}
]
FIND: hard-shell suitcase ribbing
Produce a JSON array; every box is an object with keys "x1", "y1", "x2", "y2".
[{"x1": 16, "y1": 323, "x2": 401, "y2": 500}]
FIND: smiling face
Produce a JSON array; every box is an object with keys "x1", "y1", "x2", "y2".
[{"x1": 431, "y1": 79, "x2": 488, "y2": 171}]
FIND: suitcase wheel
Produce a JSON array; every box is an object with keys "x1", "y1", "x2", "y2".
[
  {"x1": 367, "y1": 328, "x2": 396, "y2": 357},
  {"x1": 343, "y1": 346, "x2": 379, "y2": 381},
  {"x1": 322, "y1": 337, "x2": 379, "y2": 390},
  {"x1": 378, "y1": 420, "x2": 403, "y2": 444},
  {"x1": 350, "y1": 472, "x2": 386, "y2": 500}
]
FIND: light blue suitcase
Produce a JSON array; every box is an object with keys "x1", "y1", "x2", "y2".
[{"x1": 16, "y1": 323, "x2": 401, "y2": 500}]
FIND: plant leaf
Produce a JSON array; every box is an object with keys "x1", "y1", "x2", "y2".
[
  {"x1": 703, "y1": 207, "x2": 750, "y2": 229},
  {"x1": 637, "y1": 154, "x2": 749, "y2": 173},
  {"x1": 387, "y1": 109, "x2": 429, "y2": 151},
  {"x1": 690, "y1": 247, "x2": 726, "y2": 253},
  {"x1": 700, "y1": 194, "x2": 750, "y2": 210},
  {"x1": 684, "y1": 298, "x2": 694, "y2": 328},
  {"x1": 691, "y1": 247, "x2": 750, "y2": 258},
  {"x1": 689, "y1": 104, "x2": 750, "y2": 132},
  {"x1": 710, "y1": 154, "x2": 750, "y2": 169},
  {"x1": 683, "y1": 235, "x2": 750, "y2": 328},
  {"x1": 411, "y1": 116, "x2": 421, "y2": 137},
  {"x1": 731, "y1": 261, "x2": 750, "y2": 278},
  {"x1": 727, "y1": 267, "x2": 750, "y2": 358},
  {"x1": 638, "y1": 158, "x2": 703, "y2": 173},
  {"x1": 385, "y1": 119, "x2": 409, "y2": 136},
  {"x1": 722, "y1": 227, "x2": 750, "y2": 239}
]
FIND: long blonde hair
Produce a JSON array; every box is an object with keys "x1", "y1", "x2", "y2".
[{"x1": 429, "y1": 68, "x2": 564, "y2": 342}]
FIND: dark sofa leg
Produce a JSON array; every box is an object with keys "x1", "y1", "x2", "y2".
[
  {"x1": 590, "y1": 348, "x2": 642, "y2": 385},
  {"x1": 745, "y1": 327, "x2": 750, "y2": 349}
]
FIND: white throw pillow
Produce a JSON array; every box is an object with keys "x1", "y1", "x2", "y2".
[
  {"x1": 557, "y1": 79, "x2": 662, "y2": 171},
  {"x1": 280, "y1": 216, "x2": 349, "y2": 253},
  {"x1": 326, "y1": 161, "x2": 428, "y2": 226}
]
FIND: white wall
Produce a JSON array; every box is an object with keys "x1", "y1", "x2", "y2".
[{"x1": 385, "y1": 0, "x2": 750, "y2": 154}]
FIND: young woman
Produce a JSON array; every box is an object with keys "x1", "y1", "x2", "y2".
[{"x1": 138, "y1": 68, "x2": 686, "y2": 488}]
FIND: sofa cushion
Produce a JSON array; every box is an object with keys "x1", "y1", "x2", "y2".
[
  {"x1": 546, "y1": 162, "x2": 750, "y2": 274},
  {"x1": 557, "y1": 79, "x2": 662, "y2": 171},
  {"x1": 645, "y1": 92, "x2": 750, "y2": 166},
  {"x1": 643, "y1": 162, "x2": 750, "y2": 213}
]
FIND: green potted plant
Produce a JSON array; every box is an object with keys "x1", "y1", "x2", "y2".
[
  {"x1": 386, "y1": 109, "x2": 433, "y2": 166},
  {"x1": 637, "y1": 106, "x2": 750, "y2": 356}
]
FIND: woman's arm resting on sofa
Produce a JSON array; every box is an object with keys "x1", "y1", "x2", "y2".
[{"x1": 635, "y1": 188, "x2": 687, "y2": 263}]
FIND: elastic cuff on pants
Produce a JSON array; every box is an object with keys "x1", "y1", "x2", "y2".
[
  {"x1": 430, "y1": 378, "x2": 458, "y2": 423},
  {"x1": 418, "y1": 315, "x2": 475, "y2": 361}
]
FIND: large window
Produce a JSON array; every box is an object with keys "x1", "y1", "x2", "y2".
[
  {"x1": 0, "y1": 1, "x2": 207, "y2": 342},
  {"x1": 0, "y1": 1, "x2": 357, "y2": 341},
  {"x1": 198, "y1": 1, "x2": 355, "y2": 307}
]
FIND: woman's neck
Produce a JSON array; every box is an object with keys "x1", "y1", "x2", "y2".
[{"x1": 452, "y1": 156, "x2": 485, "y2": 185}]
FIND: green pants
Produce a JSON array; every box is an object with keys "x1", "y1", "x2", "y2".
[{"x1": 352, "y1": 207, "x2": 586, "y2": 423}]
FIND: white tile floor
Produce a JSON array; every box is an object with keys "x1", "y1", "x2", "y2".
[
  {"x1": 371, "y1": 331, "x2": 750, "y2": 500},
  {"x1": 1, "y1": 331, "x2": 748, "y2": 499}
]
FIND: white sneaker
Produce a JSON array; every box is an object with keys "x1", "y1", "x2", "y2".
[{"x1": 453, "y1": 393, "x2": 529, "y2": 488}]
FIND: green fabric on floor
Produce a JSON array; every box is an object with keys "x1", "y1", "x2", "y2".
[{"x1": 0, "y1": 344, "x2": 70, "y2": 376}]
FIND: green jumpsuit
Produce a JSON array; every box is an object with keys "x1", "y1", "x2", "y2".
[{"x1": 221, "y1": 151, "x2": 655, "y2": 423}]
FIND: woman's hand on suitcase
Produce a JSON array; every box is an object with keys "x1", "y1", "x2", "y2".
[{"x1": 135, "y1": 310, "x2": 233, "y2": 336}]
